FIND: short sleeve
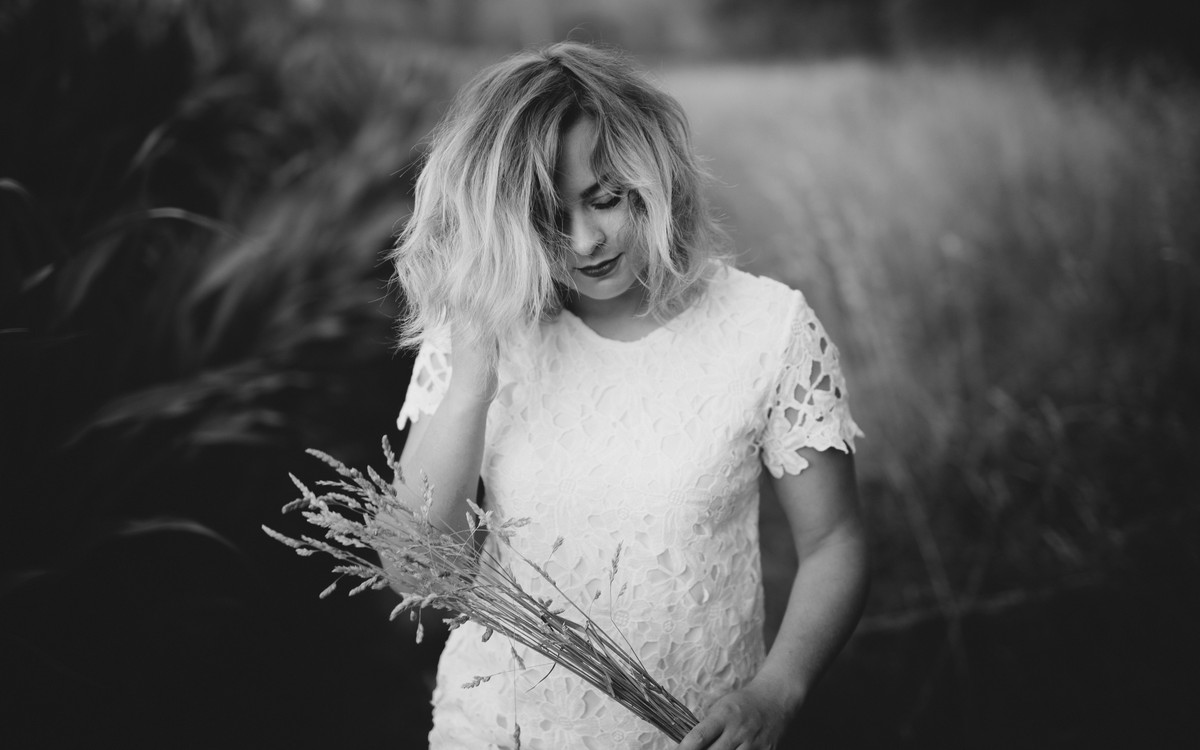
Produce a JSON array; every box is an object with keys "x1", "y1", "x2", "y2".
[
  {"x1": 396, "y1": 329, "x2": 452, "y2": 431},
  {"x1": 761, "y1": 291, "x2": 864, "y2": 478}
]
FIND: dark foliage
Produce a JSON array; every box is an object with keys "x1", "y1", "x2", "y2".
[{"x1": 1, "y1": 1, "x2": 442, "y2": 746}]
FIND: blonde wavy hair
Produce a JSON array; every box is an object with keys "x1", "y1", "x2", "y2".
[{"x1": 391, "y1": 42, "x2": 726, "y2": 353}]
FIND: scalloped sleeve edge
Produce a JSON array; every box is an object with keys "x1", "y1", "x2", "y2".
[
  {"x1": 396, "y1": 331, "x2": 452, "y2": 431},
  {"x1": 760, "y1": 290, "x2": 864, "y2": 479}
]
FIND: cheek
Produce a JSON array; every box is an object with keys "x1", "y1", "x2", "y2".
[
  {"x1": 618, "y1": 215, "x2": 650, "y2": 270},
  {"x1": 608, "y1": 209, "x2": 637, "y2": 250}
]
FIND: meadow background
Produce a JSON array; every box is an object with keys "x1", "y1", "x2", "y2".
[{"x1": 2, "y1": 0, "x2": 1198, "y2": 747}]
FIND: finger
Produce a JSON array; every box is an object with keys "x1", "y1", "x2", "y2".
[
  {"x1": 705, "y1": 724, "x2": 753, "y2": 748},
  {"x1": 677, "y1": 719, "x2": 724, "y2": 750},
  {"x1": 706, "y1": 727, "x2": 746, "y2": 750}
]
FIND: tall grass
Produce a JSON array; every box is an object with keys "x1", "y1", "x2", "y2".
[
  {"x1": 1, "y1": 2, "x2": 462, "y2": 746},
  {"x1": 665, "y1": 59, "x2": 1200, "y2": 744},
  {"x1": 1, "y1": 0, "x2": 452, "y2": 558},
  {"x1": 666, "y1": 58, "x2": 1200, "y2": 618}
]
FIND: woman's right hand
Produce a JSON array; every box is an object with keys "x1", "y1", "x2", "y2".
[{"x1": 447, "y1": 323, "x2": 499, "y2": 404}]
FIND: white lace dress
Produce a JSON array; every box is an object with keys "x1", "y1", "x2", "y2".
[{"x1": 397, "y1": 264, "x2": 862, "y2": 750}]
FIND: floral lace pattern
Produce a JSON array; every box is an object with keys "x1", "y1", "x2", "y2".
[
  {"x1": 760, "y1": 290, "x2": 863, "y2": 478},
  {"x1": 399, "y1": 265, "x2": 861, "y2": 749}
]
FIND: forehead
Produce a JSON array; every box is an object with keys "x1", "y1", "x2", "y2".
[{"x1": 555, "y1": 116, "x2": 599, "y2": 197}]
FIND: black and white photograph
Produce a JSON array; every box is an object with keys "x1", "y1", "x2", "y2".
[{"x1": 3, "y1": 1, "x2": 1198, "y2": 748}]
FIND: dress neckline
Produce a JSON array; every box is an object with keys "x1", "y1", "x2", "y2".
[
  {"x1": 556, "y1": 263, "x2": 728, "y2": 345},
  {"x1": 559, "y1": 293, "x2": 703, "y2": 345}
]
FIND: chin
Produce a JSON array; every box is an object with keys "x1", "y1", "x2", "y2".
[
  {"x1": 575, "y1": 283, "x2": 634, "y2": 302},
  {"x1": 572, "y1": 271, "x2": 642, "y2": 301},
  {"x1": 573, "y1": 253, "x2": 646, "y2": 301}
]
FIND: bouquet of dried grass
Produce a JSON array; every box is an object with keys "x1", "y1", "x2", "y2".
[{"x1": 263, "y1": 437, "x2": 699, "y2": 743}]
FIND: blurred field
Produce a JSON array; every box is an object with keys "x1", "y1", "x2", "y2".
[
  {"x1": 667, "y1": 60, "x2": 1200, "y2": 745},
  {"x1": 668, "y1": 55, "x2": 1200, "y2": 608},
  {"x1": 2, "y1": 3, "x2": 451, "y2": 747},
  {"x1": 3, "y1": 1, "x2": 1199, "y2": 748}
]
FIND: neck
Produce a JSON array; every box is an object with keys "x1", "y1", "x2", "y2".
[{"x1": 565, "y1": 282, "x2": 649, "y2": 325}]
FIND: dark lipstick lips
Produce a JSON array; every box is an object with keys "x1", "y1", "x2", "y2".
[{"x1": 577, "y1": 253, "x2": 622, "y2": 278}]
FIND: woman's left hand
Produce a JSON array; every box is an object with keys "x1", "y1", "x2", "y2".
[{"x1": 675, "y1": 678, "x2": 796, "y2": 750}]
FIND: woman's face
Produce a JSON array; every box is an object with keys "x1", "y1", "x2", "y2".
[{"x1": 554, "y1": 116, "x2": 643, "y2": 303}]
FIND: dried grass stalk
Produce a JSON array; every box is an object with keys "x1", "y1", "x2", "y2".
[{"x1": 263, "y1": 437, "x2": 699, "y2": 742}]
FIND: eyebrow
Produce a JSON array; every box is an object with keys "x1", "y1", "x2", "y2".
[
  {"x1": 579, "y1": 171, "x2": 621, "y2": 201},
  {"x1": 579, "y1": 181, "x2": 603, "y2": 201}
]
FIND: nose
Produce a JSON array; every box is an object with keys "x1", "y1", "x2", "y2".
[{"x1": 566, "y1": 208, "x2": 604, "y2": 258}]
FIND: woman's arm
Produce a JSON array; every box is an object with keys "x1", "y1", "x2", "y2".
[
  {"x1": 678, "y1": 447, "x2": 869, "y2": 750},
  {"x1": 396, "y1": 329, "x2": 498, "y2": 537}
]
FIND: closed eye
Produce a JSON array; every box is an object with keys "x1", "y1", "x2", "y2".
[{"x1": 591, "y1": 194, "x2": 622, "y2": 210}]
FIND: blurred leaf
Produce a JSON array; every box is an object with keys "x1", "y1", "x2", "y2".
[
  {"x1": 86, "y1": 207, "x2": 234, "y2": 243},
  {"x1": 0, "y1": 178, "x2": 67, "y2": 297},
  {"x1": 112, "y1": 516, "x2": 241, "y2": 554},
  {"x1": 69, "y1": 365, "x2": 311, "y2": 444},
  {"x1": 192, "y1": 408, "x2": 288, "y2": 446}
]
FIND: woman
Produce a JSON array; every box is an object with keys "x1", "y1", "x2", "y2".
[{"x1": 393, "y1": 42, "x2": 867, "y2": 750}]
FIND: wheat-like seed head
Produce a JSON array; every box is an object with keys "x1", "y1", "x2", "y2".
[{"x1": 264, "y1": 438, "x2": 699, "y2": 741}]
